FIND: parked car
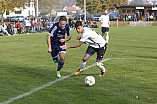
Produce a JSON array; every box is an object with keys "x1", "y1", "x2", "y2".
[
  {"x1": 3, "y1": 17, "x2": 13, "y2": 22},
  {"x1": 93, "y1": 15, "x2": 101, "y2": 21},
  {"x1": 11, "y1": 16, "x2": 24, "y2": 22},
  {"x1": 109, "y1": 13, "x2": 118, "y2": 21},
  {"x1": 109, "y1": 15, "x2": 117, "y2": 21}
]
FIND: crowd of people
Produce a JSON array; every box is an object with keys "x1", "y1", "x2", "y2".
[
  {"x1": 0, "y1": 16, "x2": 53, "y2": 36},
  {"x1": 68, "y1": 16, "x2": 99, "y2": 29},
  {"x1": 118, "y1": 12, "x2": 157, "y2": 21}
]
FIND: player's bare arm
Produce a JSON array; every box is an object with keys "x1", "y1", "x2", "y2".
[
  {"x1": 60, "y1": 41, "x2": 84, "y2": 49},
  {"x1": 77, "y1": 36, "x2": 81, "y2": 40},
  {"x1": 46, "y1": 34, "x2": 52, "y2": 53},
  {"x1": 59, "y1": 36, "x2": 71, "y2": 43}
]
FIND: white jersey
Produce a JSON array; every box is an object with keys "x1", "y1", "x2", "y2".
[
  {"x1": 99, "y1": 15, "x2": 109, "y2": 27},
  {"x1": 80, "y1": 27, "x2": 106, "y2": 48}
]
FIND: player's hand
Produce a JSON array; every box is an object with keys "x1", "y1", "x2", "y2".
[
  {"x1": 59, "y1": 39, "x2": 65, "y2": 43},
  {"x1": 77, "y1": 36, "x2": 81, "y2": 40},
  {"x1": 60, "y1": 45, "x2": 68, "y2": 49},
  {"x1": 101, "y1": 21, "x2": 103, "y2": 24},
  {"x1": 48, "y1": 47, "x2": 52, "y2": 53}
]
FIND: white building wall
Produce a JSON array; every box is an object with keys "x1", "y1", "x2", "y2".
[{"x1": 3, "y1": 2, "x2": 35, "y2": 18}]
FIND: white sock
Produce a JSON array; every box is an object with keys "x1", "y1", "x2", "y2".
[
  {"x1": 106, "y1": 35, "x2": 109, "y2": 43},
  {"x1": 96, "y1": 62, "x2": 106, "y2": 72},
  {"x1": 80, "y1": 60, "x2": 87, "y2": 71}
]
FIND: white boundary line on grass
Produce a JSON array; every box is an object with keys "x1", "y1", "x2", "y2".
[{"x1": 1, "y1": 58, "x2": 157, "y2": 104}]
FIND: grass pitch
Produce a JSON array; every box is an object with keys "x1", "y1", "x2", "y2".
[{"x1": 0, "y1": 26, "x2": 157, "y2": 104}]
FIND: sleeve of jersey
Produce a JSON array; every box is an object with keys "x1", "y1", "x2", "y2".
[
  {"x1": 80, "y1": 33, "x2": 90, "y2": 43},
  {"x1": 67, "y1": 25, "x2": 72, "y2": 36},
  {"x1": 48, "y1": 25, "x2": 57, "y2": 37}
]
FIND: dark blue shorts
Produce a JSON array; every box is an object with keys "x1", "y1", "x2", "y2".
[{"x1": 51, "y1": 45, "x2": 66, "y2": 58}]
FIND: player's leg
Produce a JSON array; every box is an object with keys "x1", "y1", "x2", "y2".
[
  {"x1": 96, "y1": 44, "x2": 107, "y2": 76},
  {"x1": 105, "y1": 27, "x2": 109, "y2": 44},
  {"x1": 51, "y1": 48, "x2": 59, "y2": 63},
  {"x1": 101, "y1": 27, "x2": 105, "y2": 37},
  {"x1": 74, "y1": 54, "x2": 91, "y2": 75},
  {"x1": 74, "y1": 46, "x2": 95, "y2": 75},
  {"x1": 56, "y1": 50, "x2": 66, "y2": 78}
]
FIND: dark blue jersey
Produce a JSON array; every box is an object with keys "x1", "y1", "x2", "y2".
[{"x1": 48, "y1": 22, "x2": 71, "y2": 46}]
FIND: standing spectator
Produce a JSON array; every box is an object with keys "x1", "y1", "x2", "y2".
[
  {"x1": 36, "y1": 21, "x2": 41, "y2": 33},
  {"x1": 25, "y1": 17, "x2": 30, "y2": 34},
  {"x1": 136, "y1": 11, "x2": 140, "y2": 21},
  {"x1": 68, "y1": 16, "x2": 73, "y2": 28},
  {"x1": 99, "y1": 10, "x2": 110, "y2": 44},
  {"x1": 22, "y1": 18, "x2": 26, "y2": 30}
]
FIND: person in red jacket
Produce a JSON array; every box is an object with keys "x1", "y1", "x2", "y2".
[{"x1": 17, "y1": 22, "x2": 23, "y2": 34}]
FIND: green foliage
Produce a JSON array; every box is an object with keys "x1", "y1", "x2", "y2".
[{"x1": 76, "y1": 0, "x2": 128, "y2": 13}]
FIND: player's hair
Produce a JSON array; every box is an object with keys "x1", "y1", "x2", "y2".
[
  {"x1": 75, "y1": 21, "x2": 82, "y2": 29},
  {"x1": 59, "y1": 16, "x2": 67, "y2": 22}
]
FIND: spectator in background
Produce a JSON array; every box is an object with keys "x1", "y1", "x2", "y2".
[
  {"x1": 150, "y1": 15, "x2": 154, "y2": 21},
  {"x1": 0, "y1": 22, "x2": 11, "y2": 36},
  {"x1": 144, "y1": 14, "x2": 147, "y2": 21},
  {"x1": 136, "y1": 11, "x2": 140, "y2": 21},
  {"x1": 7, "y1": 23, "x2": 13, "y2": 35},
  {"x1": 147, "y1": 15, "x2": 150, "y2": 21},
  {"x1": 17, "y1": 22, "x2": 23, "y2": 34},
  {"x1": 36, "y1": 21, "x2": 41, "y2": 33},
  {"x1": 128, "y1": 15, "x2": 131, "y2": 21},
  {"x1": 13, "y1": 22, "x2": 17, "y2": 35},
  {"x1": 25, "y1": 17, "x2": 30, "y2": 34},
  {"x1": 68, "y1": 16, "x2": 73, "y2": 28},
  {"x1": 10, "y1": 23, "x2": 14, "y2": 35},
  {"x1": 22, "y1": 18, "x2": 26, "y2": 30},
  {"x1": 0, "y1": 23, "x2": 4, "y2": 36}
]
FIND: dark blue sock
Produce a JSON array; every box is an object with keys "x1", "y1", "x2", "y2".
[{"x1": 57, "y1": 60, "x2": 64, "y2": 71}]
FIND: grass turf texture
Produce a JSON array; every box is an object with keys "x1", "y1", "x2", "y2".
[{"x1": 0, "y1": 26, "x2": 157, "y2": 104}]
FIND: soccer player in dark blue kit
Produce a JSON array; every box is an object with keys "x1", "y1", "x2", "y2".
[{"x1": 46, "y1": 16, "x2": 72, "y2": 78}]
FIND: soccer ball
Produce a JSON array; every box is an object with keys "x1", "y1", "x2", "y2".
[{"x1": 85, "y1": 76, "x2": 95, "y2": 86}]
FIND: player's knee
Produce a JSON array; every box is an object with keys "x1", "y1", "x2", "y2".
[
  {"x1": 96, "y1": 62, "x2": 101, "y2": 67},
  {"x1": 82, "y1": 58, "x2": 88, "y2": 62}
]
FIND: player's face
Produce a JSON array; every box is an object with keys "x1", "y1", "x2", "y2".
[
  {"x1": 59, "y1": 21, "x2": 66, "y2": 29},
  {"x1": 76, "y1": 26, "x2": 83, "y2": 34}
]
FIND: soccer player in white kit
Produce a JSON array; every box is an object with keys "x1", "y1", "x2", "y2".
[
  {"x1": 60, "y1": 21, "x2": 107, "y2": 76},
  {"x1": 99, "y1": 10, "x2": 110, "y2": 44}
]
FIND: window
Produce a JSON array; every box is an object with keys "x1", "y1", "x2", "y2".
[
  {"x1": 122, "y1": 10, "x2": 126, "y2": 14},
  {"x1": 15, "y1": 11, "x2": 21, "y2": 14},
  {"x1": 127, "y1": 10, "x2": 131, "y2": 14},
  {"x1": 132, "y1": 10, "x2": 135, "y2": 14}
]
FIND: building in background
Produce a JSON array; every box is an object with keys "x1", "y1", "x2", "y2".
[{"x1": 3, "y1": 1, "x2": 35, "y2": 18}]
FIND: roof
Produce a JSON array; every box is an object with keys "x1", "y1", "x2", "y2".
[{"x1": 65, "y1": 7, "x2": 77, "y2": 11}]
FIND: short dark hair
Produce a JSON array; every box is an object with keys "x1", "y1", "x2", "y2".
[
  {"x1": 75, "y1": 21, "x2": 82, "y2": 29},
  {"x1": 59, "y1": 16, "x2": 67, "y2": 22}
]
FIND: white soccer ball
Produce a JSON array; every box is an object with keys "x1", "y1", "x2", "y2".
[{"x1": 85, "y1": 76, "x2": 95, "y2": 86}]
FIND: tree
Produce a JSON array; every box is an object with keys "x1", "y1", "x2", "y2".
[
  {"x1": 0, "y1": 0, "x2": 31, "y2": 22},
  {"x1": 75, "y1": 0, "x2": 128, "y2": 14},
  {"x1": 31, "y1": 0, "x2": 60, "y2": 16}
]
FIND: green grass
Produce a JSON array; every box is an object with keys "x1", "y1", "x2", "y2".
[{"x1": 0, "y1": 26, "x2": 157, "y2": 104}]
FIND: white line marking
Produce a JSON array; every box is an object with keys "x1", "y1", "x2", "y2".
[{"x1": 0, "y1": 58, "x2": 157, "y2": 104}]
